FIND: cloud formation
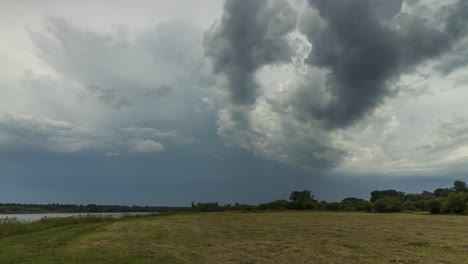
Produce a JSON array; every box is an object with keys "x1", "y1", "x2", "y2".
[
  {"x1": 297, "y1": 0, "x2": 468, "y2": 127},
  {"x1": 1, "y1": 0, "x2": 467, "y2": 179},
  {"x1": 28, "y1": 17, "x2": 213, "y2": 115},
  {"x1": 204, "y1": 0, "x2": 297, "y2": 105},
  {"x1": 205, "y1": 0, "x2": 468, "y2": 171},
  {"x1": 0, "y1": 113, "x2": 101, "y2": 153}
]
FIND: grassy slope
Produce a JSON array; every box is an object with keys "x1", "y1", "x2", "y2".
[{"x1": 1, "y1": 212, "x2": 468, "y2": 263}]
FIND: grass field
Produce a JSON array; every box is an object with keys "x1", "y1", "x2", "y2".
[{"x1": 1, "y1": 211, "x2": 468, "y2": 263}]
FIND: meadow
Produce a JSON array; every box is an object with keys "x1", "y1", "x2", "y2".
[{"x1": 1, "y1": 211, "x2": 468, "y2": 263}]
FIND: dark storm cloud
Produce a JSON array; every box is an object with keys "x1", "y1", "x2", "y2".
[
  {"x1": 203, "y1": 0, "x2": 297, "y2": 105},
  {"x1": 300, "y1": 0, "x2": 468, "y2": 127},
  {"x1": 206, "y1": 0, "x2": 468, "y2": 127}
]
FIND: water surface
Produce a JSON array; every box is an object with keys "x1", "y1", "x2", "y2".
[{"x1": 0, "y1": 212, "x2": 154, "y2": 222}]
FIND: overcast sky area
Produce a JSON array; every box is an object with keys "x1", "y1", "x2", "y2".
[{"x1": 1, "y1": 0, "x2": 468, "y2": 206}]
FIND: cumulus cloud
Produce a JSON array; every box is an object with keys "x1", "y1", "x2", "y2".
[
  {"x1": 335, "y1": 110, "x2": 468, "y2": 176},
  {"x1": 218, "y1": 100, "x2": 345, "y2": 169},
  {"x1": 297, "y1": 0, "x2": 468, "y2": 127},
  {"x1": 205, "y1": 0, "x2": 468, "y2": 172}
]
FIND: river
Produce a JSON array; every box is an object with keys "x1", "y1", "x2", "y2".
[{"x1": 0, "y1": 212, "x2": 155, "y2": 222}]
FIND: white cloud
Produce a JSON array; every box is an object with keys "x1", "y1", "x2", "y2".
[
  {"x1": 201, "y1": 97, "x2": 216, "y2": 111},
  {"x1": 120, "y1": 127, "x2": 198, "y2": 145},
  {"x1": 129, "y1": 139, "x2": 165, "y2": 153}
]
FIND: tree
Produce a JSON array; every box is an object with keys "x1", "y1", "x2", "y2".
[
  {"x1": 453, "y1": 180, "x2": 467, "y2": 192},
  {"x1": 340, "y1": 197, "x2": 372, "y2": 211},
  {"x1": 446, "y1": 192, "x2": 466, "y2": 214},
  {"x1": 288, "y1": 190, "x2": 318, "y2": 210},
  {"x1": 289, "y1": 190, "x2": 316, "y2": 204},
  {"x1": 370, "y1": 190, "x2": 404, "y2": 203},
  {"x1": 434, "y1": 188, "x2": 451, "y2": 197}
]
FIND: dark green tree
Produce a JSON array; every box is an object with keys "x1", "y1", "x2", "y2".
[
  {"x1": 446, "y1": 192, "x2": 466, "y2": 214},
  {"x1": 373, "y1": 197, "x2": 403, "y2": 213},
  {"x1": 453, "y1": 180, "x2": 467, "y2": 192},
  {"x1": 370, "y1": 190, "x2": 404, "y2": 203},
  {"x1": 426, "y1": 199, "x2": 442, "y2": 214},
  {"x1": 289, "y1": 190, "x2": 316, "y2": 204},
  {"x1": 340, "y1": 197, "x2": 372, "y2": 211},
  {"x1": 434, "y1": 188, "x2": 451, "y2": 197}
]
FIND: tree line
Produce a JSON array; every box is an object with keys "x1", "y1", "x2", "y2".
[
  {"x1": 192, "y1": 180, "x2": 468, "y2": 215},
  {"x1": 2, "y1": 180, "x2": 467, "y2": 215}
]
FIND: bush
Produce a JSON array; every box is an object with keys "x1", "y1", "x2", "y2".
[
  {"x1": 426, "y1": 199, "x2": 442, "y2": 214},
  {"x1": 324, "y1": 202, "x2": 340, "y2": 211},
  {"x1": 303, "y1": 201, "x2": 316, "y2": 210},
  {"x1": 402, "y1": 201, "x2": 416, "y2": 211},
  {"x1": 267, "y1": 199, "x2": 290, "y2": 210},
  {"x1": 446, "y1": 192, "x2": 466, "y2": 214},
  {"x1": 373, "y1": 197, "x2": 403, "y2": 213}
]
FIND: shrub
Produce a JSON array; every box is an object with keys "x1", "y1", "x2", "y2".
[
  {"x1": 446, "y1": 192, "x2": 466, "y2": 214},
  {"x1": 324, "y1": 202, "x2": 340, "y2": 211},
  {"x1": 402, "y1": 201, "x2": 416, "y2": 211},
  {"x1": 426, "y1": 199, "x2": 442, "y2": 214},
  {"x1": 303, "y1": 201, "x2": 316, "y2": 210},
  {"x1": 373, "y1": 197, "x2": 403, "y2": 213}
]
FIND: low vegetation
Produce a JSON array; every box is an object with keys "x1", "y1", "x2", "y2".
[
  {"x1": 1, "y1": 211, "x2": 468, "y2": 263},
  {"x1": 192, "y1": 180, "x2": 468, "y2": 215},
  {"x1": 0, "y1": 215, "x2": 115, "y2": 239}
]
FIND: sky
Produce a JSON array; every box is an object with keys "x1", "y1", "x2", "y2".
[{"x1": 0, "y1": 0, "x2": 467, "y2": 206}]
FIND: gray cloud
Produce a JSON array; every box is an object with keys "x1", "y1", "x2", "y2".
[
  {"x1": 0, "y1": 112, "x2": 197, "y2": 155},
  {"x1": 217, "y1": 100, "x2": 346, "y2": 170},
  {"x1": 119, "y1": 126, "x2": 197, "y2": 146},
  {"x1": 296, "y1": 0, "x2": 468, "y2": 128},
  {"x1": 2, "y1": 0, "x2": 468, "y2": 205},
  {"x1": 207, "y1": 0, "x2": 468, "y2": 171},
  {"x1": 203, "y1": 0, "x2": 297, "y2": 105},
  {"x1": 87, "y1": 85, "x2": 133, "y2": 110},
  {"x1": 29, "y1": 17, "x2": 213, "y2": 113},
  {"x1": 419, "y1": 116, "x2": 468, "y2": 158},
  {"x1": 0, "y1": 113, "x2": 102, "y2": 153},
  {"x1": 144, "y1": 84, "x2": 173, "y2": 98}
]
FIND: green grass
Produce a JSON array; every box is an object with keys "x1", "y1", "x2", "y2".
[
  {"x1": 0, "y1": 215, "x2": 115, "y2": 239},
  {"x1": 1, "y1": 211, "x2": 468, "y2": 263}
]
